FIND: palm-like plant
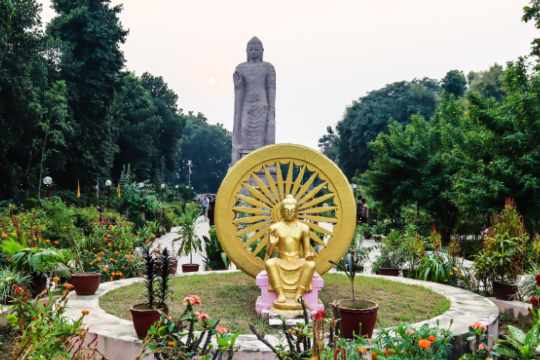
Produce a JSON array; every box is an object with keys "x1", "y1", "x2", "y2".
[
  {"x1": 175, "y1": 202, "x2": 202, "y2": 265},
  {"x1": 492, "y1": 309, "x2": 540, "y2": 359}
]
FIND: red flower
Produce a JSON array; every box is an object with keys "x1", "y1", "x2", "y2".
[
  {"x1": 183, "y1": 295, "x2": 201, "y2": 306},
  {"x1": 428, "y1": 335, "x2": 436, "y2": 342},
  {"x1": 196, "y1": 311, "x2": 209, "y2": 321},
  {"x1": 530, "y1": 295, "x2": 540, "y2": 306},
  {"x1": 216, "y1": 325, "x2": 229, "y2": 334},
  {"x1": 312, "y1": 309, "x2": 325, "y2": 321},
  {"x1": 535, "y1": 274, "x2": 540, "y2": 286}
]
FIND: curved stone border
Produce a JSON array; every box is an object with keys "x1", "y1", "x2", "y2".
[{"x1": 65, "y1": 271, "x2": 499, "y2": 359}]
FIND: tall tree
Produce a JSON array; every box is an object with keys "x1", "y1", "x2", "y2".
[
  {"x1": 441, "y1": 70, "x2": 467, "y2": 97},
  {"x1": 48, "y1": 0, "x2": 128, "y2": 187},
  {"x1": 317, "y1": 125, "x2": 340, "y2": 162},
  {"x1": 177, "y1": 113, "x2": 231, "y2": 193},
  {"x1": 0, "y1": 0, "x2": 71, "y2": 199},
  {"x1": 467, "y1": 64, "x2": 505, "y2": 101},
  {"x1": 336, "y1": 78, "x2": 440, "y2": 177},
  {"x1": 523, "y1": 0, "x2": 540, "y2": 60}
]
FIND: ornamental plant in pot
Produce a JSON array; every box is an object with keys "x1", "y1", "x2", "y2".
[
  {"x1": 175, "y1": 202, "x2": 203, "y2": 273},
  {"x1": 372, "y1": 230, "x2": 404, "y2": 276},
  {"x1": 131, "y1": 246, "x2": 171, "y2": 339},
  {"x1": 474, "y1": 198, "x2": 528, "y2": 300},
  {"x1": 69, "y1": 236, "x2": 101, "y2": 296},
  {"x1": 330, "y1": 242, "x2": 378, "y2": 339}
]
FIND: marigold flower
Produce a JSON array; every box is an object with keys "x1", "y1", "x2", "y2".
[
  {"x1": 64, "y1": 283, "x2": 75, "y2": 291},
  {"x1": 81, "y1": 309, "x2": 90, "y2": 316},
  {"x1": 312, "y1": 309, "x2": 325, "y2": 321},
  {"x1": 167, "y1": 340, "x2": 176, "y2": 348},
  {"x1": 471, "y1": 322, "x2": 487, "y2": 332},
  {"x1": 356, "y1": 346, "x2": 368, "y2": 354},
  {"x1": 428, "y1": 335, "x2": 436, "y2": 342},
  {"x1": 216, "y1": 325, "x2": 229, "y2": 334},
  {"x1": 196, "y1": 311, "x2": 209, "y2": 321},
  {"x1": 12, "y1": 285, "x2": 25, "y2": 296},
  {"x1": 418, "y1": 339, "x2": 432, "y2": 350}
]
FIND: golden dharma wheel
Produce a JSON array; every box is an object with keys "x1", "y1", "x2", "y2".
[{"x1": 215, "y1": 144, "x2": 356, "y2": 278}]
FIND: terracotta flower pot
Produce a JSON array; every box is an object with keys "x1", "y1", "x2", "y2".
[
  {"x1": 70, "y1": 272, "x2": 101, "y2": 296},
  {"x1": 492, "y1": 280, "x2": 518, "y2": 301},
  {"x1": 182, "y1": 263, "x2": 200, "y2": 273},
  {"x1": 337, "y1": 299, "x2": 379, "y2": 339},
  {"x1": 375, "y1": 268, "x2": 400, "y2": 276},
  {"x1": 130, "y1": 303, "x2": 167, "y2": 339}
]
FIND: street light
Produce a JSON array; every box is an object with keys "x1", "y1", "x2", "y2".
[
  {"x1": 43, "y1": 176, "x2": 53, "y2": 186},
  {"x1": 105, "y1": 179, "x2": 112, "y2": 187}
]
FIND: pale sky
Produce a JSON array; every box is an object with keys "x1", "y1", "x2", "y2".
[{"x1": 40, "y1": 1, "x2": 537, "y2": 149}]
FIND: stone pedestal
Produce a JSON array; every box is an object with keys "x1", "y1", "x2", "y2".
[{"x1": 255, "y1": 271, "x2": 324, "y2": 317}]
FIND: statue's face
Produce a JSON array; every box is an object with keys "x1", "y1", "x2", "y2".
[
  {"x1": 281, "y1": 201, "x2": 297, "y2": 221},
  {"x1": 247, "y1": 44, "x2": 263, "y2": 62}
]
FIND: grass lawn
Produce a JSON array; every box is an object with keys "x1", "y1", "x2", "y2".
[{"x1": 100, "y1": 272, "x2": 450, "y2": 334}]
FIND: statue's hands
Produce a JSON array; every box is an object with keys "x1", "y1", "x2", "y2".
[
  {"x1": 233, "y1": 71, "x2": 243, "y2": 88},
  {"x1": 269, "y1": 236, "x2": 279, "y2": 246},
  {"x1": 305, "y1": 252, "x2": 316, "y2": 261}
]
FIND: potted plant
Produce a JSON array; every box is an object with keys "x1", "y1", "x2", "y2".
[
  {"x1": 69, "y1": 236, "x2": 101, "y2": 296},
  {"x1": 330, "y1": 243, "x2": 378, "y2": 339},
  {"x1": 175, "y1": 202, "x2": 203, "y2": 273},
  {"x1": 131, "y1": 247, "x2": 171, "y2": 339},
  {"x1": 475, "y1": 199, "x2": 528, "y2": 300},
  {"x1": 372, "y1": 230, "x2": 404, "y2": 276},
  {"x1": 202, "y1": 226, "x2": 229, "y2": 271}
]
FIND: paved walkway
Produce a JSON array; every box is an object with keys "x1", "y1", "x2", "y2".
[{"x1": 151, "y1": 216, "x2": 210, "y2": 273}]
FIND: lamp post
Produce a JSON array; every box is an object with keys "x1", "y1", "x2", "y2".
[
  {"x1": 105, "y1": 179, "x2": 112, "y2": 208},
  {"x1": 187, "y1": 160, "x2": 192, "y2": 188},
  {"x1": 42, "y1": 176, "x2": 53, "y2": 199}
]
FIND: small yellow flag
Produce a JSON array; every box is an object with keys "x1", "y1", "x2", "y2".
[
  {"x1": 76, "y1": 180, "x2": 81, "y2": 199},
  {"x1": 116, "y1": 183, "x2": 121, "y2": 198}
]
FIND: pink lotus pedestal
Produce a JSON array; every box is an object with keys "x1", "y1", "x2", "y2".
[{"x1": 255, "y1": 271, "x2": 324, "y2": 316}]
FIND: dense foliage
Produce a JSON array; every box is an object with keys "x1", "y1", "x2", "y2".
[{"x1": 0, "y1": 0, "x2": 230, "y2": 201}]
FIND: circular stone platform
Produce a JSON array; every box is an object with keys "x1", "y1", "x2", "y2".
[{"x1": 65, "y1": 270, "x2": 499, "y2": 360}]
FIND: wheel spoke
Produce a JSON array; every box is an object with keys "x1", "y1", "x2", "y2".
[
  {"x1": 275, "y1": 161, "x2": 285, "y2": 199},
  {"x1": 298, "y1": 193, "x2": 334, "y2": 210},
  {"x1": 234, "y1": 215, "x2": 269, "y2": 225},
  {"x1": 253, "y1": 237, "x2": 269, "y2": 255},
  {"x1": 299, "y1": 215, "x2": 338, "y2": 224},
  {"x1": 264, "y1": 165, "x2": 280, "y2": 202},
  {"x1": 302, "y1": 221, "x2": 333, "y2": 236},
  {"x1": 298, "y1": 181, "x2": 328, "y2": 205},
  {"x1": 291, "y1": 164, "x2": 306, "y2": 196},
  {"x1": 233, "y1": 207, "x2": 270, "y2": 215},
  {"x1": 245, "y1": 183, "x2": 273, "y2": 207},
  {"x1": 309, "y1": 231, "x2": 326, "y2": 246},
  {"x1": 285, "y1": 161, "x2": 294, "y2": 195},
  {"x1": 237, "y1": 194, "x2": 268, "y2": 209},
  {"x1": 236, "y1": 221, "x2": 269, "y2": 237},
  {"x1": 299, "y1": 206, "x2": 337, "y2": 215},
  {"x1": 251, "y1": 173, "x2": 277, "y2": 204},
  {"x1": 295, "y1": 172, "x2": 318, "y2": 200},
  {"x1": 244, "y1": 229, "x2": 269, "y2": 247}
]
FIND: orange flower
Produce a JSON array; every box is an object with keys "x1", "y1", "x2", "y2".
[
  {"x1": 81, "y1": 309, "x2": 90, "y2": 316},
  {"x1": 418, "y1": 339, "x2": 432, "y2": 350},
  {"x1": 196, "y1": 311, "x2": 209, "y2": 321},
  {"x1": 356, "y1": 346, "x2": 368, "y2": 354},
  {"x1": 428, "y1": 335, "x2": 436, "y2": 342},
  {"x1": 471, "y1": 322, "x2": 487, "y2": 332},
  {"x1": 167, "y1": 340, "x2": 176, "y2": 348},
  {"x1": 102, "y1": 266, "x2": 109, "y2": 273},
  {"x1": 216, "y1": 325, "x2": 229, "y2": 334},
  {"x1": 64, "y1": 283, "x2": 75, "y2": 291}
]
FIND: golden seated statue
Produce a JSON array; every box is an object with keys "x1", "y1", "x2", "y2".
[{"x1": 265, "y1": 195, "x2": 316, "y2": 316}]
